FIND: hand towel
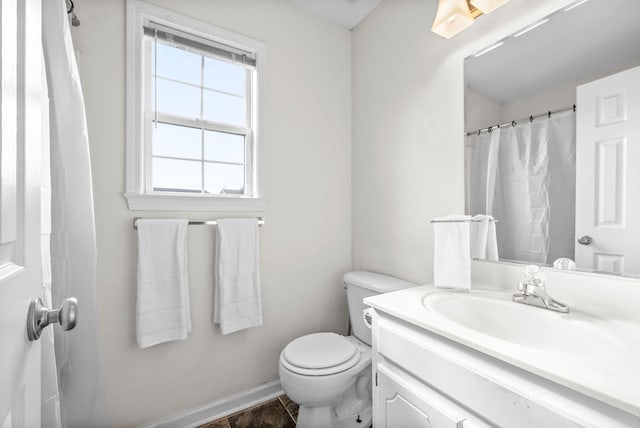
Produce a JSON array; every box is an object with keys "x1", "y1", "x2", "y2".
[
  {"x1": 486, "y1": 216, "x2": 499, "y2": 261},
  {"x1": 433, "y1": 215, "x2": 471, "y2": 290},
  {"x1": 214, "y1": 218, "x2": 262, "y2": 335},
  {"x1": 470, "y1": 214, "x2": 499, "y2": 261},
  {"x1": 136, "y1": 219, "x2": 191, "y2": 348}
]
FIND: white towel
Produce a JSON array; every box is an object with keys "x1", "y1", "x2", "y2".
[
  {"x1": 433, "y1": 215, "x2": 471, "y2": 290},
  {"x1": 214, "y1": 218, "x2": 262, "y2": 335},
  {"x1": 136, "y1": 219, "x2": 191, "y2": 348},
  {"x1": 486, "y1": 217, "x2": 499, "y2": 261},
  {"x1": 470, "y1": 214, "x2": 499, "y2": 261}
]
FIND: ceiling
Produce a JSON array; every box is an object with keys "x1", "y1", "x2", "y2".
[
  {"x1": 465, "y1": 0, "x2": 640, "y2": 103},
  {"x1": 289, "y1": 0, "x2": 384, "y2": 30}
]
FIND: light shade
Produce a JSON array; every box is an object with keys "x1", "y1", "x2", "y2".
[
  {"x1": 431, "y1": 0, "x2": 475, "y2": 39},
  {"x1": 470, "y1": 0, "x2": 510, "y2": 14}
]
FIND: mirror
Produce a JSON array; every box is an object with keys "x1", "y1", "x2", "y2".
[{"x1": 464, "y1": 0, "x2": 640, "y2": 277}]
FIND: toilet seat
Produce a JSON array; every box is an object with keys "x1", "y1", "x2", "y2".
[{"x1": 281, "y1": 333, "x2": 361, "y2": 376}]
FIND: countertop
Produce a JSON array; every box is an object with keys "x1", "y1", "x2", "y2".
[{"x1": 364, "y1": 285, "x2": 640, "y2": 418}]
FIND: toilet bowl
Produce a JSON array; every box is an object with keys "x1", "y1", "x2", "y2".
[{"x1": 279, "y1": 271, "x2": 416, "y2": 428}]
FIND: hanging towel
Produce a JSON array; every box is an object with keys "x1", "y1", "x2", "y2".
[
  {"x1": 486, "y1": 217, "x2": 499, "y2": 261},
  {"x1": 470, "y1": 214, "x2": 499, "y2": 261},
  {"x1": 136, "y1": 219, "x2": 191, "y2": 349},
  {"x1": 214, "y1": 218, "x2": 262, "y2": 335},
  {"x1": 433, "y1": 215, "x2": 471, "y2": 290}
]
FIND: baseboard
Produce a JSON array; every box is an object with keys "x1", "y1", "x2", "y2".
[{"x1": 140, "y1": 380, "x2": 284, "y2": 428}]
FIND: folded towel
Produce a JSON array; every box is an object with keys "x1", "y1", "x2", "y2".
[
  {"x1": 486, "y1": 217, "x2": 499, "y2": 261},
  {"x1": 470, "y1": 214, "x2": 499, "y2": 261},
  {"x1": 433, "y1": 215, "x2": 471, "y2": 290},
  {"x1": 136, "y1": 219, "x2": 191, "y2": 348},
  {"x1": 214, "y1": 218, "x2": 262, "y2": 335}
]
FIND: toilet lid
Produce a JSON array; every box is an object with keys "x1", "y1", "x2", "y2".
[{"x1": 282, "y1": 333, "x2": 358, "y2": 374}]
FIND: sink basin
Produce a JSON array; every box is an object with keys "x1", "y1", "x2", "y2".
[{"x1": 422, "y1": 291, "x2": 624, "y2": 353}]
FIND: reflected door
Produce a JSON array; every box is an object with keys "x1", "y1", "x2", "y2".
[
  {"x1": 0, "y1": 0, "x2": 44, "y2": 425},
  {"x1": 575, "y1": 65, "x2": 640, "y2": 275}
]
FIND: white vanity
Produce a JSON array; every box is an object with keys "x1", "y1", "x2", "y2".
[{"x1": 364, "y1": 279, "x2": 640, "y2": 427}]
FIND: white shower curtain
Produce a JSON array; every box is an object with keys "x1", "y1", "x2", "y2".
[
  {"x1": 469, "y1": 128, "x2": 500, "y2": 216},
  {"x1": 469, "y1": 110, "x2": 576, "y2": 265},
  {"x1": 42, "y1": 1, "x2": 107, "y2": 426}
]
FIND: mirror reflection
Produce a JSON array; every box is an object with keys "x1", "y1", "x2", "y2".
[{"x1": 464, "y1": 0, "x2": 640, "y2": 277}]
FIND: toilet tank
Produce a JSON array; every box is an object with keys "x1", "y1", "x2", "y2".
[{"x1": 343, "y1": 271, "x2": 416, "y2": 346}]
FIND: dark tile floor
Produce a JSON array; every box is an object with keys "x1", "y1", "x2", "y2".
[{"x1": 199, "y1": 395, "x2": 298, "y2": 428}]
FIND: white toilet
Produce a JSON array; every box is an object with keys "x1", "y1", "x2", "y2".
[{"x1": 279, "y1": 271, "x2": 416, "y2": 428}]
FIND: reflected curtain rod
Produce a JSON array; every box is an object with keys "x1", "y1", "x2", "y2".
[
  {"x1": 430, "y1": 218, "x2": 498, "y2": 223},
  {"x1": 133, "y1": 217, "x2": 265, "y2": 230},
  {"x1": 465, "y1": 104, "x2": 576, "y2": 137}
]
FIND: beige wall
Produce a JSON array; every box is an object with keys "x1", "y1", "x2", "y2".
[
  {"x1": 70, "y1": 0, "x2": 352, "y2": 426},
  {"x1": 351, "y1": 0, "x2": 576, "y2": 284},
  {"x1": 465, "y1": 87, "x2": 502, "y2": 135}
]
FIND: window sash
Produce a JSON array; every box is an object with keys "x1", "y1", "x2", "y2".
[{"x1": 142, "y1": 113, "x2": 254, "y2": 196}]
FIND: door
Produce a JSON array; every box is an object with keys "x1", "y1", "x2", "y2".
[
  {"x1": 0, "y1": 0, "x2": 44, "y2": 425},
  {"x1": 575, "y1": 65, "x2": 640, "y2": 275}
]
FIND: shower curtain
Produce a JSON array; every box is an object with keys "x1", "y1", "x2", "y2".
[
  {"x1": 42, "y1": 1, "x2": 107, "y2": 426},
  {"x1": 468, "y1": 110, "x2": 576, "y2": 265}
]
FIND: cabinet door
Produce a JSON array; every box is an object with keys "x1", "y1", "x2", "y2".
[{"x1": 376, "y1": 363, "x2": 465, "y2": 428}]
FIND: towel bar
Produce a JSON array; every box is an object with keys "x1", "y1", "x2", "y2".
[
  {"x1": 430, "y1": 218, "x2": 498, "y2": 223},
  {"x1": 133, "y1": 217, "x2": 265, "y2": 230}
]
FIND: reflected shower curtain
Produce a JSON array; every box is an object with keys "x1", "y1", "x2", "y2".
[
  {"x1": 469, "y1": 110, "x2": 576, "y2": 265},
  {"x1": 42, "y1": 1, "x2": 107, "y2": 426}
]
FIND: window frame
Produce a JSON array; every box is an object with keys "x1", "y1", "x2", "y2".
[{"x1": 125, "y1": 0, "x2": 266, "y2": 211}]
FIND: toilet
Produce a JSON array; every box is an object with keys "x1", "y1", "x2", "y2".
[{"x1": 279, "y1": 271, "x2": 416, "y2": 428}]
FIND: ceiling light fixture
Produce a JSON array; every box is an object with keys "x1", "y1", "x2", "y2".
[
  {"x1": 431, "y1": 0, "x2": 510, "y2": 39},
  {"x1": 470, "y1": 0, "x2": 510, "y2": 14},
  {"x1": 431, "y1": 0, "x2": 475, "y2": 39}
]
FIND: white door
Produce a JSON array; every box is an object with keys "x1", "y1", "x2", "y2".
[
  {"x1": 575, "y1": 65, "x2": 640, "y2": 275},
  {"x1": 0, "y1": 0, "x2": 44, "y2": 425}
]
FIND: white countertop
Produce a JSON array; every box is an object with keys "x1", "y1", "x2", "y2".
[{"x1": 364, "y1": 285, "x2": 640, "y2": 418}]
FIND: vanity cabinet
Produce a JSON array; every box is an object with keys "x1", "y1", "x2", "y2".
[{"x1": 371, "y1": 310, "x2": 638, "y2": 428}]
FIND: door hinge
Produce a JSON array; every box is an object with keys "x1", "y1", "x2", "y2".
[{"x1": 375, "y1": 372, "x2": 378, "y2": 386}]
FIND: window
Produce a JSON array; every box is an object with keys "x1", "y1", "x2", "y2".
[{"x1": 126, "y1": 0, "x2": 265, "y2": 210}]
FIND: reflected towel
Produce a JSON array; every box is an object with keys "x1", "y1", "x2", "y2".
[
  {"x1": 136, "y1": 219, "x2": 191, "y2": 348},
  {"x1": 214, "y1": 218, "x2": 262, "y2": 335},
  {"x1": 470, "y1": 214, "x2": 499, "y2": 261},
  {"x1": 434, "y1": 215, "x2": 471, "y2": 290}
]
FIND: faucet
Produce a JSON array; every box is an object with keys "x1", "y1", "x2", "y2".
[{"x1": 512, "y1": 265, "x2": 569, "y2": 313}]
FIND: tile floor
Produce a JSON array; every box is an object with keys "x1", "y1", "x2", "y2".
[{"x1": 198, "y1": 395, "x2": 298, "y2": 428}]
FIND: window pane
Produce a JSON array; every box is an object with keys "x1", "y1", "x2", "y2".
[
  {"x1": 204, "y1": 57, "x2": 245, "y2": 96},
  {"x1": 204, "y1": 163, "x2": 244, "y2": 194},
  {"x1": 156, "y1": 42, "x2": 201, "y2": 86},
  {"x1": 153, "y1": 123, "x2": 201, "y2": 160},
  {"x1": 153, "y1": 158, "x2": 202, "y2": 192},
  {"x1": 203, "y1": 90, "x2": 245, "y2": 126},
  {"x1": 155, "y1": 78, "x2": 201, "y2": 119},
  {"x1": 204, "y1": 131, "x2": 244, "y2": 163}
]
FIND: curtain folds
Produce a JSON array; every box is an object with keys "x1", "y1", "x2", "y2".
[
  {"x1": 42, "y1": 1, "x2": 107, "y2": 426},
  {"x1": 469, "y1": 110, "x2": 576, "y2": 265}
]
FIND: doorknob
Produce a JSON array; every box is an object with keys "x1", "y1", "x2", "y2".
[
  {"x1": 577, "y1": 235, "x2": 593, "y2": 245},
  {"x1": 27, "y1": 297, "x2": 78, "y2": 341}
]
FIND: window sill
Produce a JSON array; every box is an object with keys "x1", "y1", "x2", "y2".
[{"x1": 124, "y1": 193, "x2": 265, "y2": 212}]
